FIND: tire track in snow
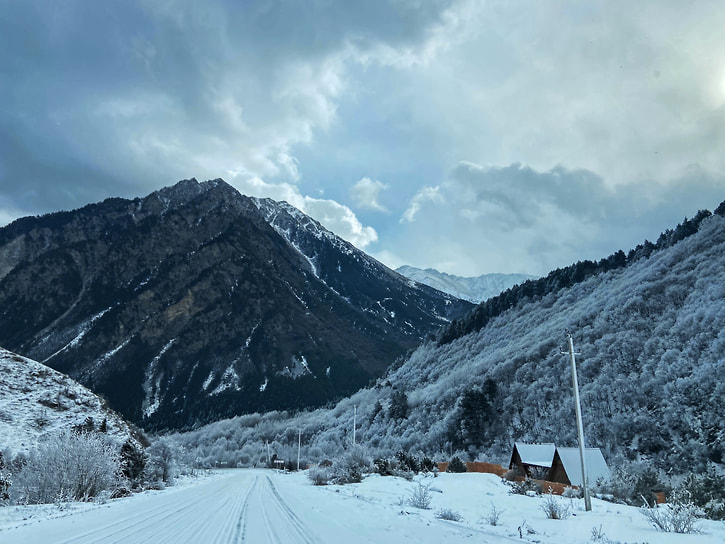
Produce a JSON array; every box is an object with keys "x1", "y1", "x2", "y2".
[
  {"x1": 55, "y1": 480, "x2": 221, "y2": 544},
  {"x1": 263, "y1": 475, "x2": 319, "y2": 544},
  {"x1": 234, "y1": 474, "x2": 257, "y2": 543},
  {"x1": 51, "y1": 471, "x2": 256, "y2": 544},
  {"x1": 5, "y1": 471, "x2": 323, "y2": 544}
]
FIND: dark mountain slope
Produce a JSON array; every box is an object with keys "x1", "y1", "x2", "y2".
[
  {"x1": 253, "y1": 197, "x2": 472, "y2": 336},
  {"x1": 0, "y1": 179, "x2": 472, "y2": 430}
]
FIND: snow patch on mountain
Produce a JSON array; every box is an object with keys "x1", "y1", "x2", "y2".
[
  {"x1": 42, "y1": 307, "x2": 112, "y2": 363},
  {"x1": 210, "y1": 365, "x2": 241, "y2": 395},
  {"x1": 278, "y1": 355, "x2": 315, "y2": 380},
  {"x1": 142, "y1": 339, "x2": 175, "y2": 417}
]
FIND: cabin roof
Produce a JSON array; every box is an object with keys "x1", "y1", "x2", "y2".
[
  {"x1": 554, "y1": 447, "x2": 611, "y2": 487},
  {"x1": 514, "y1": 442, "x2": 556, "y2": 468}
]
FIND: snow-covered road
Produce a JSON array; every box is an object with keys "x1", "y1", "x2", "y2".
[
  {"x1": 0, "y1": 470, "x2": 487, "y2": 544},
  {"x1": 3, "y1": 471, "x2": 317, "y2": 544},
  {"x1": 4, "y1": 469, "x2": 723, "y2": 544}
]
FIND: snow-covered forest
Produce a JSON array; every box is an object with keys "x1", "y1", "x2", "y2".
[{"x1": 172, "y1": 209, "x2": 725, "y2": 480}]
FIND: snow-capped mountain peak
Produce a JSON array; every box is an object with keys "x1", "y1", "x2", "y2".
[{"x1": 396, "y1": 265, "x2": 536, "y2": 303}]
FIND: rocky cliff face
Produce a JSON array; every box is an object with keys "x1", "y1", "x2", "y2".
[{"x1": 0, "y1": 179, "x2": 472, "y2": 430}]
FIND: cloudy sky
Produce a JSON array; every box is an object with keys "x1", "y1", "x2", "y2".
[{"x1": 2, "y1": 0, "x2": 725, "y2": 276}]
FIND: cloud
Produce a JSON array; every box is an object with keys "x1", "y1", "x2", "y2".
[
  {"x1": 400, "y1": 186, "x2": 444, "y2": 223},
  {"x1": 0, "y1": 0, "x2": 461, "y2": 215},
  {"x1": 304, "y1": 198, "x2": 378, "y2": 249},
  {"x1": 231, "y1": 175, "x2": 378, "y2": 249},
  {"x1": 384, "y1": 161, "x2": 725, "y2": 276},
  {"x1": 351, "y1": 177, "x2": 389, "y2": 212}
]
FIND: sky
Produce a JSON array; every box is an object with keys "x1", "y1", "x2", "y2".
[{"x1": 2, "y1": 0, "x2": 725, "y2": 277}]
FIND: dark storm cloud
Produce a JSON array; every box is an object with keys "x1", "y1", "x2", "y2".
[
  {"x1": 0, "y1": 0, "x2": 455, "y2": 215},
  {"x1": 4, "y1": 0, "x2": 725, "y2": 278}
]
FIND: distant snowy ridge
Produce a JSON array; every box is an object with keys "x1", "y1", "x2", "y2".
[
  {"x1": 396, "y1": 265, "x2": 536, "y2": 303},
  {"x1": 0, "y1": 347, "x2": 138, "y2": 455}
]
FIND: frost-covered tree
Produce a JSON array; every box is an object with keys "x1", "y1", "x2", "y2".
[
  {"x1": 11, "y1": 430, "x2": 120, "y2": 504},
  {"x1": 146, "y1": 437, "x2": 179, "y2": 483}
]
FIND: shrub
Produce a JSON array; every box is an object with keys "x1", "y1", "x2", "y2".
[
  {"x1": 373, "y1": 457, "x2": 394, "y2": 476},
  {"x1": 509, "y1": 478, "x2": 542, "y2": 495},
  {"x1": 640, "y1": 489, "x2": 702, "y2": 534},
  {"x1": 420, "y1": 456, "x2": 436, "y2": 473},
  {"x1": 632, "y1": 468, "x2": 665, "y2": 506},
  {"x1": 562, "y1": 486, "x2": 582, "y2": 499},
  {"x1": 595, "y1": 465, "x2": 636, "y2": 504},
  {"x1": 375, "y1": 452, "x2": 436, "y2": 478},
  {"x1": 528, "y1": 465, "x2": 549, "y2": 480},
  {"x1": 11, "y1": 430, "x2": 120, "y2": 504},
  {"x1": 396, "y1": 451, "x2": 420, "y2": 473},
  {"x1": 446, "y1": 456, "x2": 467, "y2": 473},
  {"x1": 330, "y1": 445, "x2": 371, "y2": 484},
  {"x1": 435, "y1": 508, "x2": 463, "y2": 521},
  {"x1": 483, "y1": 502, "x2": 504, "y2": 526},
  {"x1": 541, "y1": 492, "x2": 570, "y2": 520},
  {"x1": 679, "y1": 468, "x2": 725, "y2": 520},
  {"x1": 407, "y1": 483, "x2": 433, "y2": 509},
  {"x1": 307, "y1": 466, "x2": 333, "y2": 486}
]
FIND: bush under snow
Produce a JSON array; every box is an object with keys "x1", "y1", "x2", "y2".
[{"x1": 10, "y1": 430, "x2": 121, "y2": 504}]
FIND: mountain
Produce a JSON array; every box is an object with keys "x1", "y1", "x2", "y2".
[
  {"x1": 0, "y1": 179, "x2": 472, "y2": 430},
  {"x1": 175, "y1": 204, "x2": 725, "y2": 475},
  {"x1": 395, "y1": 266, "x2": 536, "y2": 303},
  {"x1": 0, "y1": 347, "x2": 139, "y2": 455}
]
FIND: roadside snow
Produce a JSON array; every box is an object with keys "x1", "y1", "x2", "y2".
[{"x1": 1, "y1": 470, "x2": 723, "y2": 543}]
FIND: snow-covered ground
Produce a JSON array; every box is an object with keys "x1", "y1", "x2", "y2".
[{"x1": 1, "y1": 469, "x2": 723, "y2": 543}]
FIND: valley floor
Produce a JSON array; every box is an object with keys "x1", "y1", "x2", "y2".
[{"x1": 1, "y1": 469, "x2": 723, "y2": 543}]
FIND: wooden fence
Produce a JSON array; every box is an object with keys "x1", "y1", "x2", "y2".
[{"x1": 435, "y1": 461, "x2": 573, "y2": 496}]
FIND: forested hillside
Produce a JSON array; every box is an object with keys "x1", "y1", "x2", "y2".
[{"x1": 174, "y1": 203, "x2": 725, "y2": 476}]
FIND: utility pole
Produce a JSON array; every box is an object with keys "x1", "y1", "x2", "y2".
[
  {"x1": 297, "y1": 430, "x2": 301, "y2": 471},
  {"x1": 352, "y1": 405, "x2": 357, "y2": 446},
  {"x1": 564, "y1": 331, "x2": 592, "y2": 511}
]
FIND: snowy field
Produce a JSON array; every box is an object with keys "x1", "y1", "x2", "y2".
[{"x1": 1, "y1": 469, "x2": 724, "y2": 543}]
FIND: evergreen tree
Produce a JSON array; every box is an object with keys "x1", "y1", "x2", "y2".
[
  {"x1": 0, "y1": 451, "x2": 10, "y2": 502},
  {"x1": 451, "y1": 379, "x2": 498, "y2": 450},
  {"x1": 370, "y1": 400, "x2": 384, "y2": 423},
  {"x1": 388, "y1": 390, "x2": 409, "y2": 420},
  {"x1": 120, "y1": 440, "x2": 147, "y2": 484}
]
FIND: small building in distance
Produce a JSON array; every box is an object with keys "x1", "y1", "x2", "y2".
[
  {"x1": 509, "y1": 442, "x2": 610, "y2": 487},
  {"x1": 547, "y1": 447, "x2": 611, "y2": 487},
  {"x1": 509, "y1": 442, "x2": 556, "y2": 479}
]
